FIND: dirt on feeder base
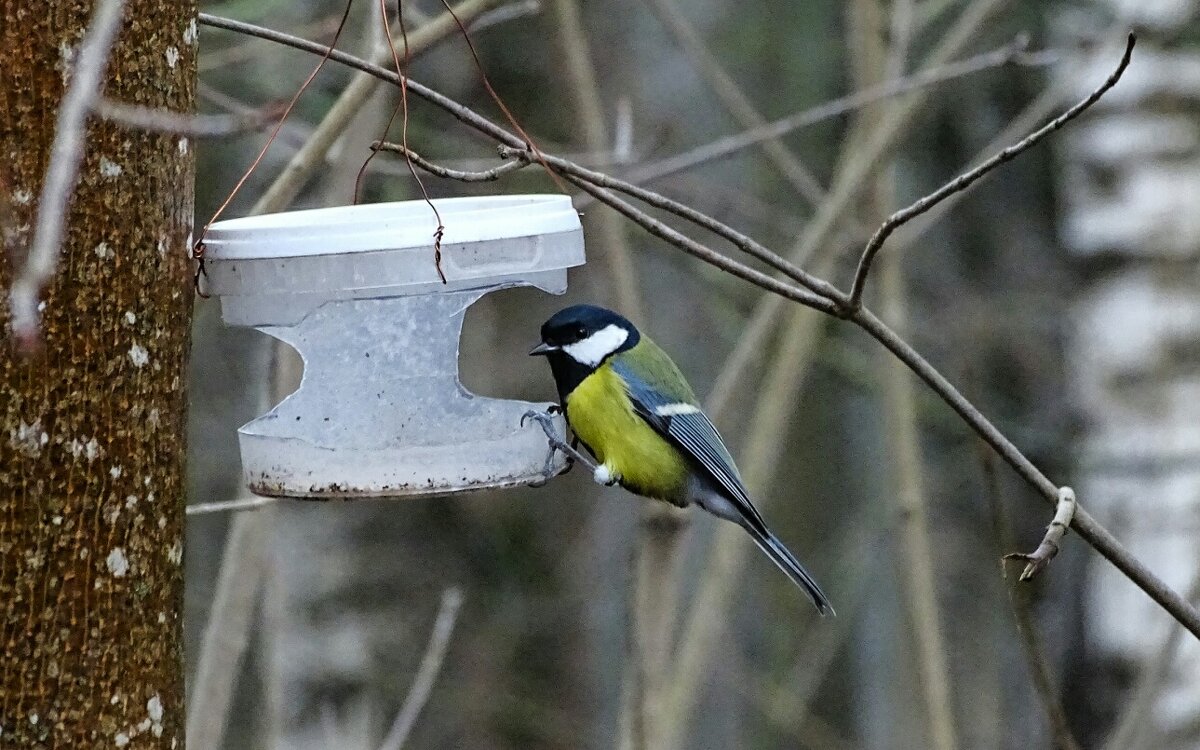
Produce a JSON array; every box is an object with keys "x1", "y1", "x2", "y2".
[{"x1": 245, "y1": 468, "x2": 568, "y2": 501}]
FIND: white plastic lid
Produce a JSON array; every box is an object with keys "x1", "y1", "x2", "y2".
[{"x1": 202, "y1": 194, "x2": 581, "y2": 260}]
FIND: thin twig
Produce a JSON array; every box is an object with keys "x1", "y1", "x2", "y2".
[
  {"x1": 644, "y1": 0, "x2": 826, "y2": 206},
  {"x1": 610, "y1": 34, "x2": 1041, "y2": 196},
  {"x1": 558, "y1": 173, "x2": 838, "y2": 315},
  {"x1": 375, "y1": 139, "x2": 843, "y2": 306},
  {"x1": 96, "y1": 97, "x2": 284, "y2": 137},
  {"x1": 866, "y1": 5, "x2": 958, "y2": 729},
  {"x1": 498, "y1": 145, "x2": 846, "y2": 303},
  {"x1": 187, "y1": 512, "x2": 271, "y2": 749},
  {"x1": 852, "y1": 305, "x2": 1200, "y2": 638},
  {"x1": 199, "y1": 13, "x2": 346, "y2": 72},
  {"x1": 249, "y1": 0, "x2": 499, "y2": 215},
  {"x1": 791, "y1": 0, "x2": 1010, "y2": 277},
  {"x1": 198, "y1": 82, "x2": 312, "y2": 149},
  {"x1": 885, "y1": 84, "x2": 1065, "y2": 256},
  {"x1": 187, "y1": 495, "x2": 283, "y2": 515},
  {"x1": 1006, "y1": 487, "x2": 1076, "y2": 581},
  {"x1": 756, "y1": 523, "x2": 886, "y2": 739},
  {"x1": 1101, "y1": 572, "x2": 1200, "y2": 750},
  {"x1": 9, "y1": 0, "x2": 126, "y2": 347},
  {"x1": 468, "y1": 0, "x2": 542, "y2": 32},
  {"x1": 848, "y1": 33, "x2": 1136, "y2": 309},
  {"x1": 377, "y1": 588, "x2": 465, "y2": 750},
  {"x1": 196, "y1": 13, "x2": 1200, "y2": 640},
  {"x1": 550, "y1": 0, "x2": 643, "y2": 320},
  {"x1": 704, "y1": 0, "x2": 1015, "y2": 418},
  {"x1": 880, "y1": 242, "x2": 958, "y2": 750},
  {"x1": 370, "y1": 141, "x2": 525, "y2": 180},
  {"x1": 984, "y1": 454, "x2": 1082, "y2": 750}
]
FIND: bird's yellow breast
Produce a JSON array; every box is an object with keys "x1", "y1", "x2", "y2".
[{"x1": 565, "y1": 364, "x2": 689, "y2": 503}]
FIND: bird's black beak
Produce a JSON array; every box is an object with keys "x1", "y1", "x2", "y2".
[{"x1": 529, "y1": 342, "x2": 557, "y2": 356}]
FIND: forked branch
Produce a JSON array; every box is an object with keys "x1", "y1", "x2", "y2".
[{"x1": 847, "y1": 33, "x2": 1136, "y2": 310}]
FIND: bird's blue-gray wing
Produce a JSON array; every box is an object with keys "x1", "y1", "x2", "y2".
[
  {"x1": 610, "y1": 359, "x2": 767, "y2": 527},
  {"x1": 611, "y1": 357, "x2": 835, "y2": 615}
]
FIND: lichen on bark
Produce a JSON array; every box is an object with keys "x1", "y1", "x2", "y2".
[{"x1": 0, "y1": 1, "x2": 196, "y2": 746}]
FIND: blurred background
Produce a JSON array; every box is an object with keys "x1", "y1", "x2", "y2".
[{"x1": 185, "y1": 0, "x2": 1200, "y2": 748}]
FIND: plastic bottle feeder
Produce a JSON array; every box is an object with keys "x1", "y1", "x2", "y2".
[{"x1": 202, "y1": 195, "x2": 584, "y2": 498}]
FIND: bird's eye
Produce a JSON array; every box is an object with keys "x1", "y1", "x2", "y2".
[{"x1": 574, "y1": 325, "x2": 587, "y2": 339}]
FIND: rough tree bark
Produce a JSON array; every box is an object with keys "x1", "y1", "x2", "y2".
[{"x1": 0, "y1": 1, "x2": 195, "y2": 747}]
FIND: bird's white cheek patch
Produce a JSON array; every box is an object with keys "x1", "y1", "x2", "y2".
[
  {"x1": 563, "y1": 324, "x2": 629, "y2": 366},
  {"x1": 654, "y1": 403, "x2": 700, "y2": 417}
]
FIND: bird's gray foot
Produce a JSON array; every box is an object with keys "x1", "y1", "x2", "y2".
[{"x1": 521, "y1": 408, "x2": 596, "y2": 485}]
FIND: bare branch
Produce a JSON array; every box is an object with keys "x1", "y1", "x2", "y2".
[
  {"x1": 378, "y1": 588, "x2": 465, "y2": 750},
  {"x1": 879, "y1": 224, "x2": 957, "y2": 750},
  {"x1": 852, "y1": 305, "x2": 1200, "y2": 638},
  {"x1": 371, "y1": 141, "x2": 525, "y2": 181},
  {"x1": 644, "y1": 0, "x2": 825, "y2": 206},
  {"x1": 1005, "y1": 487, "x2": 1076, "y2": 581},
  {"x1": 373, "y1": 139, "x2": 845, "y2": 304},
  {"x1": 9, "y1": 0, "x2": 126, "y2": 347},
  {"x1": 187, "y1": 512, "x2": 271, "y2": 749},
  {"x1": 468, "y1": 0, "x2": 543, "y2": 33},
  {"x1": 524, "y1": 153, "x2": 847, "y2": 302},
  {"x1": 615, "y1": 35, "x2": 1041, "y2": 195},
  {"x1": 96, "y1": 97, "x2": 284, "y2": 137},
  {"x1": 700, "y1": 0, "x2": 1019, "y2": 419},
  {"x1": 187, "y1": 495, "x2": 282, "y2": 515},
  {"x1": 559, "y1": 173, "x2": 839, "y2": 315},
  {"x1": 550, "y1": 0, "x2": 643, "y2": 320},
  {"x1": 199, "y1": 13, "x2": 346, "y2": 72},
  {"x1": 998, "y1": 562, "x2": 1083, "y2": 750},
  {"x1": 1102, "y1": 572, "x2": 1200, "y2": 750},
  {"x1": 848, "y1": 33, "x2": 1137, "y2": 310},
  {"x1": 248, "y1": 0, "x2": 501, "y2": 216}
]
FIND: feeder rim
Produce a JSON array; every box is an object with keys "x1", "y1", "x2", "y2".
[{"x1": 202, "y1": 194, "x2": 580, "y2": 260}]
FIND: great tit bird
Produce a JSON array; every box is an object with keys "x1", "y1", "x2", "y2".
[{"x1": 530, "y1": 304, "x2": 833, "y2": 615}]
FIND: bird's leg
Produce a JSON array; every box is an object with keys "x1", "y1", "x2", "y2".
[{"x1": 521, "y1": 408, "x2": 598, "y2": 484}]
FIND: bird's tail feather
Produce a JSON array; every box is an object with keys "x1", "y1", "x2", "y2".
[{"x1": 744, "y1": 524, "x2": 835, "y2": 616}]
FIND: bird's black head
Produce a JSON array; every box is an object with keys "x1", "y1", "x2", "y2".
[{"x1": 530, "y1": 304, "x2": 640, "y2": 398}]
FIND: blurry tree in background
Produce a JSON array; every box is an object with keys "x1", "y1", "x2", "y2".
[
  {"x1": 0, "y1": 0, "x2": 195, "y2": 746},
  {"x1": 1057, "y1": 1, "x2": 1200, "y2": 747},
  {"x1": 5, "y1": 0, "x2": 1198, "y2": 749}
]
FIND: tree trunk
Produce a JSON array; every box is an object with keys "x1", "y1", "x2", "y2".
[
  {"x1": 1057, "y1": 6, "x2": 1200, "y2": 748},
  {"x1": 0, "y1": 1, "x2": 195, "y2": 747}
]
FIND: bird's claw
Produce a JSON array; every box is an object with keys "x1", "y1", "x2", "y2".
[
  {"x1": 521, "y1": 407, "x2": 593, "y2": 486},
  {"x1": 521, "y1": 408, "x2": 561, "y2": 439},
  {"x1": 522, "y1": 408, "x2": 572, "y2": 486}
]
